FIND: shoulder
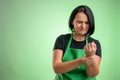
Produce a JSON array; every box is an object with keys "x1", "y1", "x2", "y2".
[
  {"x1": 53, "y1": 33, "x2": 71, "y2": 50},
  {"x1": 88, "y1": 37, "x2": 100, "y2": 44},
  {"x1": 88, "y1": 37, "x2": 101, "y2": 50},
  {"x1": 56, "y1": 33, "x2": 71, "y2": 41}
]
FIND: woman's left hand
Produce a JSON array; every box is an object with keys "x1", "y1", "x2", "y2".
[{"x1": 84, "y1": 41, "x2": 97, "y2": 57}]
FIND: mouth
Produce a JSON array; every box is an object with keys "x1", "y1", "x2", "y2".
[{"x1": 78, "y1": 28, "x2": 85, "y2": 31}]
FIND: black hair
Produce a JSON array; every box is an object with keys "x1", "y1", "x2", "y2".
[{"x1": 69, "y1": 5, "x2": 95, "y2": 36}]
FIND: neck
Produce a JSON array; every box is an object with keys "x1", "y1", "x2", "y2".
[{"x1": 72, "y1": 32, "x2": 86, "y2": 41}]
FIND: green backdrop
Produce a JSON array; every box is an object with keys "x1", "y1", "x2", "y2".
[{"x1": 0, "y1": 0, "x2": 120, "y2": 80}]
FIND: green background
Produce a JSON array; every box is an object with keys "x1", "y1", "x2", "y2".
[{"x1": 0, "y1": 0, "x2": 120, "y2": 80}]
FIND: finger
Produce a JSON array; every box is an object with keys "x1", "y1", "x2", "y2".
[
  {"x1": 89, "y1": 43, "x2": 94, "y2": 52},
  {"x1": 84, "y1": 44, "x2": 88, "y2": 50},
  {"x1": 90, "y1": 43, "x2": 93, "y2": 50},
  {"x1": 86, "y1": 59, "x2": 95, "y2": 66},
  {"x1": 89, "y1": 59, "x2": 95, "y2": 64},
  {"x1": 92, "y1": 41, "x2": 96, "y2": 49},
  {"x1": 87, "y1": 57, "x2": 95, "y2": 65},
  {"x1": 89, "y1": 42, "x2": 96, "y2": 52},
  {"x1": 88, "y1": 43, "x2": 91, "y2": 50}
]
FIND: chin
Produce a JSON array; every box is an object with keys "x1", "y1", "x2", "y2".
[
  {"x1": 78, "y1": 34, "x2": 86, "y2": 36},
  {"x1": 78, "y1": 33, "x2": 86, "y2": 36},
  {"x1": 74, "y1": 32, "x2": 87, "y2": 36}
]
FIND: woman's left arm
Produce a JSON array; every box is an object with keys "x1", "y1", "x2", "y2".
[
  {"x1": 84, "y1": 41, "x2": 101, "y2": 77},
  {"x1": 86, "y1": 55, "x2": 101, "y2": 77}
]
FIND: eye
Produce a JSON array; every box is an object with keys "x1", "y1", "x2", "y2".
[
  {"x1": 77, "y1": 21, "x2": 82, "y2": 24},
  {"x1": 85, "y1": 22, "x2": 89, "y2": 25}
]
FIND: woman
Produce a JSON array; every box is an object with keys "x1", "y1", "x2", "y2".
[{"x1": 52, "y1": 5, "x2": 101, "y2": 80}]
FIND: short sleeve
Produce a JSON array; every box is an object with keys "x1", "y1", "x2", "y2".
[
  {"x1": 53, "y1": 35, "x2": 64, "y2": 51},
  {"x1": 95, "y1": 40, "x2": 102, "y2": 58}
]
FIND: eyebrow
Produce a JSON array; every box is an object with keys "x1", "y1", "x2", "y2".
[{"x1": 76, "y1": 19, "x2": 88, "y2": 22}]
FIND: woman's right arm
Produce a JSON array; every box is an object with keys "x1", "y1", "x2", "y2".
[{"x1": 52, "y1": 49, "x2": 86, "y2": 74}]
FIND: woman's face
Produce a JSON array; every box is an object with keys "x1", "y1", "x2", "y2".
[{"x1": 72, "y1": 12, "x2": 89, "y2": 36}]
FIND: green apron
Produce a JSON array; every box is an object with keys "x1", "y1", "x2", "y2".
[{"x1": 54, "y1": 34, "x2": 96, "y2": 80}]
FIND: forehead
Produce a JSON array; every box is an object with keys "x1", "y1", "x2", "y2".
[{"x1": 74, "y1": 12, "x2": 88, "y2": 21}]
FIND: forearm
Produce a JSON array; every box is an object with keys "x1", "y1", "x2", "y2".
[
  {"x1": 86, "y1": 55, "x2": 100, "y2": 77},
  {"x1": 53, "y1": 58, "x2": 83, "y2": 74}
]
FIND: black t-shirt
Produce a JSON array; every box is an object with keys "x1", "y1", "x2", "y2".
[{"x1": 53, "y1": 33, "x2": 102, "y2": 57}]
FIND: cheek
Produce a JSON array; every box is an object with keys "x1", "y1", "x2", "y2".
[
  {"x1": 73, "y1": 22, "x2": 76, "y2": 26},
  {"x1": 74, "y1": 25, "x2": 79, "y2": 30},
  {"x1": 73, "y1": 23, "x2": 81, "y2": 28},
  {"x1": 86, "y1": 26, "x2": 89, "y2": 30}
]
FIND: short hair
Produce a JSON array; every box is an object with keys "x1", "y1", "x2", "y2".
[{"x1": 69, "y1": 5, "x2": 95, "y2": 36}]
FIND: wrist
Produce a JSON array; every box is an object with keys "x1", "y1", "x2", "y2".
[
  {"x1": 85, "y1": 53, "x2": 95, "y2": 57},
  {"x1": 79, "y1": 57, "x2": 86, "y2": 65}
]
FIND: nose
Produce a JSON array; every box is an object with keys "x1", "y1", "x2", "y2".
[{"x1": 81, "y1": 23, "x2": 86, "y2": 28}]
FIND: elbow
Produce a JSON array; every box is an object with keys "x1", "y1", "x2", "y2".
[
  {"x1": 87, "y1": 71, "x2": 99, "y2": 78},
  {"x1": 53, "y1": 65, "x2": 63, "y2": 74},
  {"x1": 54, "y1": 70, "x2": 61, "y2": 74},
  {"x1": 53, "y1": 68, "x2": 61, "y2": 74},
  {"x1": 88, "y1": 73, "x2": 98, "y2": 78}
]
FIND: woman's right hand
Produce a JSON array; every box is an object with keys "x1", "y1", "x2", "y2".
[
  {"x1": 80, "y1": 56, "x2": 96, "y2": 66},
  {"x1": 84, "y1": 42, "x2": 97, "y2": 57}
]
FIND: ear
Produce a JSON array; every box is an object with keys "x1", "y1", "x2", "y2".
[{"x1": 72, "y1": 28, "x2": 74, "y2": 32}]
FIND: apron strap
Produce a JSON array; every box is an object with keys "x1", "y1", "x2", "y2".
[
  {"x1": 69, "y1": 33, "x2": 88, "y2": 47},
  {"x1": 86, "y1": 36, "x2": 88, "y2": 44},
  {"x1": 67, "y1": 33, "x2": 73, "y2": 48}
]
